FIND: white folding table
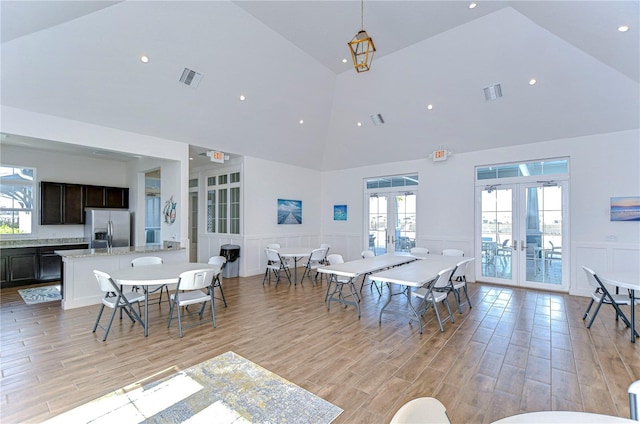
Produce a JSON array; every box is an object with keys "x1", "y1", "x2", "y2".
[
  {"x1": 600, "y1": 271, "x2": 640, "y2": 343},
  {"x1": 317, "y1": 254, "x2": 417, "y2": 317},
  {"x1": 370, "y1": 256, "x2": 469, "y2": 334},
  {"x1": 276, "y1": 247, "x2": 314, "y2": 285},
  {"x1": 110, "y1": 262, "x2": 218, "y2": 336}
]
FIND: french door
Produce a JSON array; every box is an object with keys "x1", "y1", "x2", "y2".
[
  {"x1": 367, "y1": 192, "x2": 416, "y2": 255},
  {"x1": 476, "y1": 181, "x2": 568, "y2": 291}
]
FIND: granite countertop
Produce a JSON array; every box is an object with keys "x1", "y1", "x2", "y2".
[
  {"x1": 55, "y1": 245, "x2": 185, "y2": 258},
  {"x1": 0, "y1": 238, "x2": 87, "y2": 248}
]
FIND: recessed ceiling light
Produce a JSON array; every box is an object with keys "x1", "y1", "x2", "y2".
[
  {"x1": 618, "y1": 25, "x2": 629, "y2": 32},
  {"x1": 299, "y1": 120, "x2": 304, "y2": 124},
  {"x1": 357, "y1": 122, "x2": 362, "y2": 127},
  {"x1": 529, "y1": 78, "x2": 537, "y2": 85},
  {"x1": 342, "y1": 58, "x2": 348, "y2": 63},
  {"x1": 427, "y1": 104, "x2": 433, "y2": 110},
  {"x1": 140, "y1": 55, "x2": 149, "y2": 63},
  {"x1": 469, "y1": 3, "x2": 477, "y2": 9},
  {"x1": 239, "y1": 95, "x2": 246, "y2": 101}
]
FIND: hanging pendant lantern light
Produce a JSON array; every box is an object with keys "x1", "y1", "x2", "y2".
[{"x1": 348, "y1": 0, "x2": 376, "y2": 73}]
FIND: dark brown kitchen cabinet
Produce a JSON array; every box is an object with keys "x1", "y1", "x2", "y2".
[
  {"x1": 40, "y1": 182, "x2": 64, "y2": 225},
  {"x1": 41, "y1": 182, "x2": 129, "y2": 225},
  {"x1": 84, "y1": 185, "x2": 129, "y2": 209},
  {"x1": 0, "y1": 244, "x2": 88, "y2": 288},
  {"x1": 40, "y1": 182, "x2": 85, "y2": 225},
  {"x1": 7, "y1": 248, "x2": 38, "y2": 284},
  {"x1": 84, "y1": 185, "x2": 105, "y2": 208},
  {"x1": 0, "y1": 255, "x2": 7, "y2": 285},
  {"x1": 63, "y1": 184, "x2": 84, "y2": 224},
  {"x1": 105, "y1": 186, "x2": 129, "y2": 208},
  {"x1": 38, "y1": 244, "x2": 87, "y2": 282}
]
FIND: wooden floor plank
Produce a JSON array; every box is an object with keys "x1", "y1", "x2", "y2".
[{"x1": 1, "y1": 276, "x2": 638, "y2": 423}]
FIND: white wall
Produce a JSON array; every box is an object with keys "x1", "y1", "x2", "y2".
[
  {"x1": 2, "y1": 107, "x2": 190, "y2": 246},
  {"x1": 241, "y1": 156, "x2": 322, "y2": 277},
  {"x1": 1, "y1": 144, "x2": 128, "y2": 240},
  {"x1": 321, "y1": 129, "x2": 640, "y2": 296}
]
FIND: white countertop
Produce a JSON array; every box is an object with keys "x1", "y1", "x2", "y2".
[{"x1": 55, "y1": 245, "x2": 185, "y2": 258}]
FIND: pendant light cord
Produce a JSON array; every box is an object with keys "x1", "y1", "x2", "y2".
[{"x1": 360, "y1": 0, "x2": 364, "y2": 30}]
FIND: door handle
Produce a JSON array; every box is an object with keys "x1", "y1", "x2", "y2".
[{"x1": 520, "y1": 240, "x2": 526, "y2": 251}]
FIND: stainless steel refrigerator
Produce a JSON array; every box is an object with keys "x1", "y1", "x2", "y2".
[{"x1": 85, "y1": 208, "x2": 131, "y2": 248}]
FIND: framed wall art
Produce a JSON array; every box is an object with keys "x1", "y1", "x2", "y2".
[
  {"x1": 333, "y1": 205, "x2": 347, "y2": 221},
  {"x1": 277, "y1": 199, "x2": 302, "y2": 224},
  {"x1": 610, "y1": 196, "x2": 640, "y2": 221}
]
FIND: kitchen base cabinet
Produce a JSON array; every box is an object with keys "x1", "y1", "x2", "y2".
[{"x1": 0, "y1": 244, "x2": 88, "y2": 289}]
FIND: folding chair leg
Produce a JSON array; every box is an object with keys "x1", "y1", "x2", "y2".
[
  {"x1": 217, "y1": 284, "x2": 227, "y2": 307},
  {"x1": 103, "y1": 306, "x2": 119, "y2": 341},
  {"x1": 582, "y1": 298, "x2": 595, "y2": 321},
  {"x1": 92, "y1": 304, "x2": 105, "y2": 333},
  {"x1": 586, "y1": 298, "x2": 605, "y2": 328}
]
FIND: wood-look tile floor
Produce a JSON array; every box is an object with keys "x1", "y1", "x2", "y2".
[{"x1": 1, "y1": 274, "x2": 638, "y2": 423}]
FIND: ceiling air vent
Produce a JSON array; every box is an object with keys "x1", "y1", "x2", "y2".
[
  {"x1": 179, "y1": 68, "x2": 203, "y2": 88},
  {"x1": 483, "y1": 84, "x2": 502, "y2": 101},
  {"x1": 370, "y1": 113, "x2": 384, "y2": 126}
]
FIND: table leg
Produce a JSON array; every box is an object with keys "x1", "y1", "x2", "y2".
[
  {"x1": 379, "y1": 283, "x2": 423, "y2": 334},
  {"x1": 144, "y1": 290, "x2": 149, "y2": 337},
  {"x1": 631, "y1": 289, "x2": 638, "y2": 343}
]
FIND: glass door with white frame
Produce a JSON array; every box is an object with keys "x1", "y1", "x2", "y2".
[
  {"x1": 475, "y1": 160, "x2": 568, "y2": 291},
  {"x1": 477, "y1": 182, "x2": 567, "y2": 290},
  {"x1": 367, "y1": 192, "x2": 416, "y2": 255}
]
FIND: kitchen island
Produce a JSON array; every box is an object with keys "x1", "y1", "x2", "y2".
[{"x1": 56, "y1": 245, "x2": 188, "y2": 309}]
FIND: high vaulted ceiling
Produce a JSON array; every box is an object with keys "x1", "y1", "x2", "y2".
[{"x1": 1, "y1": 1, "x2": 638, "y2": 171}]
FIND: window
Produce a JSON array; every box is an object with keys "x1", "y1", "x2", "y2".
[
  {"x1": 207, "y1": 171, "x2": 240, "y2": 235},
  {"x1": 476, "y1": 159, "x2": 568, "y2": 181},
  {"x1": 0, "y1": 166, "x2": 35, "y2": 235}
]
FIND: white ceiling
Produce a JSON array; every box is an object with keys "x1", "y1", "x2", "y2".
[{"x1": 1, "y1": 0, "x2": 638, "y2": 171}]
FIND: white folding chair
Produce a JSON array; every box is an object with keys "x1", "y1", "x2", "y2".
[
  {"x1": 167, "y1": 268, "x2": 217, "y2": 338},
  {"x1": 208, "y1": 256, "x2": 228, "y2": 307},
  {"x1": 412, "y1": 266, "x2": 456, "y2": 332},
  {"x1": 360, "y1": 250, "x2": 383, "y2": 295},
  {"x1": 301, "y1": 248, "x2": 327, "y2": 286},
  {"x1": 325, "y1": 253, "x2": 360, "y2": 317},
  {"x1": 442, "y1": 249, "x2": 464, "y2": 257},
  {"x1": 263, "y1": 248, "x2": 292, "y2": 286},
  {"x1": 92, "y1": 270, "x2": 145, "y2": 341},
  {"x1": 131, "y1": 256, "x2": 169, "y2": 306},
  {"x1": 449, "y1": 258, "x2": 474, "y2": 313},
  {"x1": 582, "y1": 266, "x2": 633, "y2": 329},
  {"x1": 410, "y1": 247, "x2": 430, "y2": 257},
  {"x1": 390, "y1": 397, "x2": 450, "y2": 424},
  {"x1": 629, "y1": 380, "x2": 640, "y2": 420}
]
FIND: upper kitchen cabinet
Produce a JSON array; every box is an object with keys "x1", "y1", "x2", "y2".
[
  {"x1": 41, "y1": 182, "x2": 84, "y2": 224},
  {"x1": 84, "y1": 185, "x2": 129, "y2": 209},
  {"x1": 40, "y1": 182, "x2": 129, "y2": 225},
  {"x1": 40, "y1": 182, "x2": 64, "y2": 225}
]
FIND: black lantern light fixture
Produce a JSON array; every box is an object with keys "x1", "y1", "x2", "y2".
[{"x1": 348, "y1": 0, "x2": 376, "y2": 73}]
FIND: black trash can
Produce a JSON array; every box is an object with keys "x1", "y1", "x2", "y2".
[{"x1": 220, "y1": 244, "x2": 240, "y2": 278}]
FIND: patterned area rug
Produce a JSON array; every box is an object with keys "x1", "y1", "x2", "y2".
[
  {"x1": 17, "y1": 285, "x2": 62, "y2": 305},
  {"x1": 45, "y1": 351, "x2": 343, "y2": 424}
]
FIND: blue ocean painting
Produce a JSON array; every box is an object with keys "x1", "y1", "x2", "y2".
[
  {"x1": 334, "y1": 205, "x2": 347, "y2": 221},
  {"x1": 278, "y1": 199, "x2": 302, "y2": 224},
  {"x1": 610, "y1": 196, "x2": 640, "y2": 221}
]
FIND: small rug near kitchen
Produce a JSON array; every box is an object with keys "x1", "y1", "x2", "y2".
[
  {"x1": 45, "y1": 351, "x2": 343, "y2": 424},
  {"x1": 17, "y1": 285, "x2": 62, "y2": 305}
]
